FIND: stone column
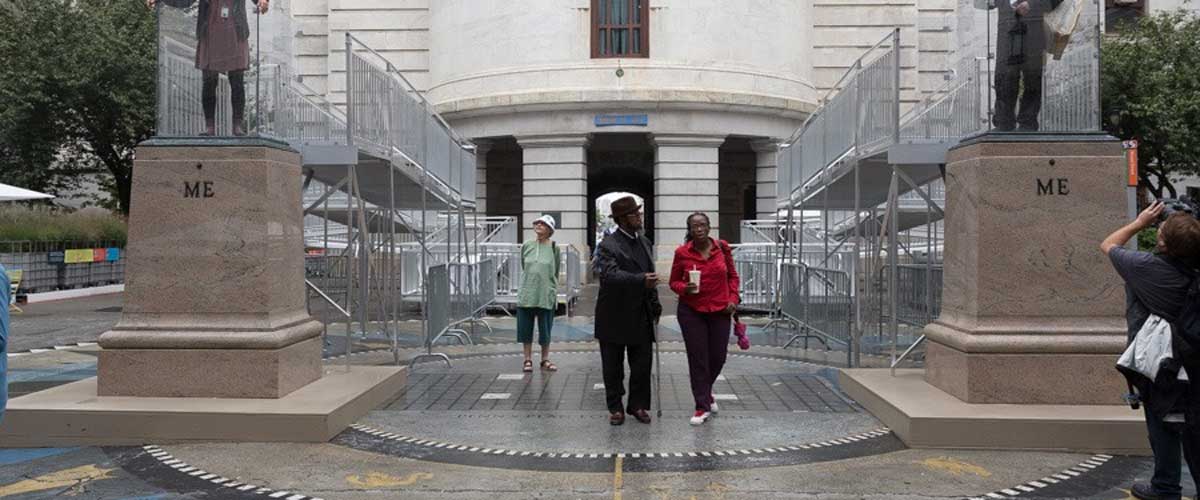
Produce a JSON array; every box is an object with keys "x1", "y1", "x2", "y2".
[
  {"x1": 473, "y1": 140, "x2": 492, "y2": 215},
  {"x1": 923, "y1": 134, "x2": 1128, "y2": 405},
  {"x1": 653, "y1": 134, "x2": 724, "y2": 269},
  {"x1": 97, "y1": 138, "x2": 323, "y2": 399},
  {"x1": 752, "y1": 140, "x2": 781, "y2": 220},
  {"x1": 516, "y1": 135, "x2": 589, "y2": 253}
]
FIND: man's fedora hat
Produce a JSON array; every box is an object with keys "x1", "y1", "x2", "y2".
[{"x1": 609, "y1": 196, "x2": 642, "y2": 220}]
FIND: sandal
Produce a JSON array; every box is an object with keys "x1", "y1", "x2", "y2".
[
  {"x1": 523, "y1": 359, "x2": 533, "y2": 372},
  {"x1": 540, "y1": 359, "x2": 558, "y2": 372}
]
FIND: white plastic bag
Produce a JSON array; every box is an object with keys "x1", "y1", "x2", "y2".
[
  {"x1": 1118, "y1": 314, "x2": 1176, "y2": 382},
  {"x1": 1043, "y1": 0, "x2": 1087, "y2": 59}
]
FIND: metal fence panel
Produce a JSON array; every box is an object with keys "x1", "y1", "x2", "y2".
[
  {"x1": 563, "y1": 246, "x2": 582, "y2": 303},
  {"x1": 896, "y1": 264, "x2": 943, "y2": 327},
  {"x1": 478, "y1": 258, "x2": 496, "y2": 309},
  {"x1": 780, "y1": 263, "x2": 805, "y2": 322},
  {"x1": 426, "y1": 263, "x2": 451, "y2": 344},
  {"x1": 805, "y1": 266, "x2": 853, "y2": 343}
]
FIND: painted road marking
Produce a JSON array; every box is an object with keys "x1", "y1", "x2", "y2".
[
  {"x1": 920, "y1": 457, "x2": 993, "y2": 478},
  {"x1": 346, "y1": 472, "x2": 433, "y2": 488},
  {"x1": 140, "y1": 445, "x2": 321, "y2": 499},
  {"x1": 0, "y1": 464, "x2": 115, "y2": 497},
  {"x1": 613, "y1": 456, "x2": 624, "y2": 500},
  {"x1": 965, "y1": 455, "x2": 1112, "y2": 500}
]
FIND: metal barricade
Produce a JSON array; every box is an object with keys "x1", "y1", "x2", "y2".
[
  {"x1": 481, "y1": 243, "x2": 521, "y2": 302},
  {"x1": 777, "y1": 262, "x2": 854, "y2": 365},
  {"x1": 562, "y1": 246, "x2": 582, "y2": 314},
  {"x1": 414, "y1": 264, "x2": 459, "y2": 366},
  {"x1": 734, "y1": 256, "x2": 778, "y2": 312},
  {"x1": 779, "y1": 262, "x2": 806, "y2": 329},
  {"x1": 478, "y1": 258, "x2": 497, "y2": 312},
  {"x1": 446, "y1": 258, "x2": 496, "y2": 338},
  {"x1": 895, "y1": 264, "x2": 943, "y2": 328},
  {"x1": 804, "y1": 266, "x2": 853, "y2": 346}
]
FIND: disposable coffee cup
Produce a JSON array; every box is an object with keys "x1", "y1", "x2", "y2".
[{"x1": 688, "y1": 269, "x2": 701, "y2": 294}]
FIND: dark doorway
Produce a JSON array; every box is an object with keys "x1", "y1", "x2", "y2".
[
  {"x1": 485, "y1": 137, "x2": 523, "y2": 222},
  {"x1": 587, "y1": 134, "x2": 655, "y2": 253},
  {"x1": 719, "y1": 137, "x2": 757, "y2": 243}
]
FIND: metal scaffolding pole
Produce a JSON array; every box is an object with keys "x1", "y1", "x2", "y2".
[
  {"x1": 389, "y1": 159, "x2": 400, "y2": 366},
  {"x1": 887, "y1": 170, "x2": 899, "y2": 375},
  {"x1": 853, "y1": 160, "x2": 862, "y2": 368}
]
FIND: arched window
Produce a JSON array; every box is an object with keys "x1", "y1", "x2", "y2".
[{"x1": 592, "y1": 0, "x2": 649, "y2": 58}]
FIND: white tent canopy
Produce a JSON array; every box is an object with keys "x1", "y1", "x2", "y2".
[{"x1": 0, "y1": 182, "x2": 53, "y2": 202}]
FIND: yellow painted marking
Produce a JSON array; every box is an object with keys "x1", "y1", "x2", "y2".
[
  {"x1": 707, "y1": 480, "x2": 730, "y2": 499},
  {"x1": 919, "y1": 457, "x2": 993, "y2": 477},
  {"x1": 345, "y1": 471, "x2": 432, "y2": 488},
  {"x1": 650, "y1": 485, "x2": 673, "y2": 500},
  {"x1": 613, "y1": 456, "x2": 624, "y2": 500},
  {"x1": 0, "y1": 464, "x2": 115, "y2": 497}
]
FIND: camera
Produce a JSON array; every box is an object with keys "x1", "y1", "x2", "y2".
[
  {"x1": 1159, "y1": 196, "x2": 1200, "y2": 222},
  {"x1": 1123, "y1": 391, "x2": 1141, "y2": 410}
]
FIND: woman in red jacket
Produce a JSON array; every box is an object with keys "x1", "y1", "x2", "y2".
[{"x1": 669, "y1": 212, "x2": 739, "y2": 426}]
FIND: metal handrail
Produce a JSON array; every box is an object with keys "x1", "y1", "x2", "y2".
[
  {"x1": 782, "y1": 29, "x2": 900, "y2": 146},
  {"x1": 782, "y1": 28, "x2": 901, "y2": 201},
  {"x1": 345, "y1": 33, "x2": 472, "y2": 148},
  {"x1": 305, "y1": 279, "x2": 351, "y2": 318}
]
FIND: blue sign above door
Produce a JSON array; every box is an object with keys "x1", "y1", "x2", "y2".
[{"x1": 594, "y1": 114, "x2": 648, "y2": 127}]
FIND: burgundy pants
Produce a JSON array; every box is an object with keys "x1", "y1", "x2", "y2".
[{"x1": 678, "y1": 303, "x2": 731, "y2": 411}]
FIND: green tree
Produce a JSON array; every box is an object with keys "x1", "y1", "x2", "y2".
[
  {"x1": 0, "y1": 1, "x2": 81, "y2": 198},
  {"x1": 0, "y1": 0, "x2": 155, "y2": 213},
  {"x1": 1102, "y1": 9, "x2": 1200, "y2": 199}
]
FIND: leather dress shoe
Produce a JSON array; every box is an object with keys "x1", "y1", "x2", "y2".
[
  {"x1": 1131, "y1": 483, "x2": 1180, "y2": 500},
  {"x1": 630, "y1": 409, "x2": 652, "y2": 424},
  {"x1": 609, "y1": 411, "x2": 625, "y2": 426}
]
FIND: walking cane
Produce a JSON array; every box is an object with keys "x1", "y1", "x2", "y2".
[{"x1": 654, "y1": 320, "x2": 662, "y2": 418}]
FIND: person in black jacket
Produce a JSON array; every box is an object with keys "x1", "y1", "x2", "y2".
[
  {"x1": 149, "y1": 0, "x2": 269, "y2": 136},
  {"x1": 593, "y1": 196, "x2": 662, "y2": 426},
  {"x1": 1103, "y1": 201, "x2": 1200, "y2": 500},
  {"x1": 990, "y1": 0, "x2": 1063, "y2": 131}
]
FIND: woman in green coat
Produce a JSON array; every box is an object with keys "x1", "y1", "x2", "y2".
[{"x1": 518, "y1": 215, "x2": 560, "y2": 372}]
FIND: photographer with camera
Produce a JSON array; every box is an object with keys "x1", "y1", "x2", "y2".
[{"x1": 1103, "y1": 200, "x2": 1200, "y2": 500}]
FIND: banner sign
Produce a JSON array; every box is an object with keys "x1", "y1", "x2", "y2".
[
  {"x1": 64, "y1": 249, "x2": 93, "y2": 264},
  {"x1": 1123, "y1": 139, "x2": 1139, "y2": 187}
]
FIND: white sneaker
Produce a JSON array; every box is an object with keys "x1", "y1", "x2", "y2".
[
  {"x1": 690, "y1": 410, "x2": 711, "y2": 426},
  {"x1": 710, "y1": 401, "x2": 719, "y2": 415}
]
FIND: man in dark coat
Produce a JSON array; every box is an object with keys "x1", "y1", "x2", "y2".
[
  {"x1": 991, "y1": 0, "x2": 1064, "y2": 131},
  {"x1": 593, "y1": 196, "x2": 662, "y2": 425}
]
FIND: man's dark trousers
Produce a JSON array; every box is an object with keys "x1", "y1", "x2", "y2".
[
  {"x1": 599, "y1": 341, "x2": 652, "y2": 414},
  {"x1": 1145, "y1": 406, "x2": 1200, "y2": 498},
  {"x1": 994, "y1": 56, "x2": 1044, "y2": 131}
]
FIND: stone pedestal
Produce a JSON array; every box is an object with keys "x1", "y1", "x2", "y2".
[
  {"x1": 923, "y1": 133, "x2": 1129, "y2": 405},
  {"x1": 97, "y1": 138, "x2": 323, "y2": 399}
]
